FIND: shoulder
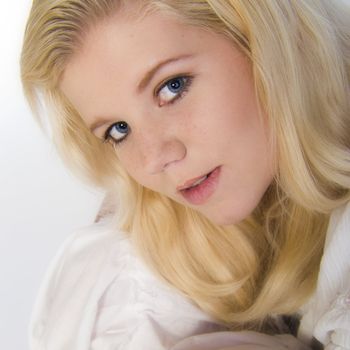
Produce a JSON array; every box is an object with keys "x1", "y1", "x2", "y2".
[
  {"x1": 28, "y1": 220, "x2": 133, "y2": 349},
  {"x1": 299, "y1": 201, "x2": 350, "y2": 349},
  {"x1": 29, "y1": 220, "x2": 224, "y2": 350}
]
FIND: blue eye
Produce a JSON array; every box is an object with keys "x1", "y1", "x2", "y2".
[
  {"x1": 104, "y1": 121, "x2": 130, "y2": 144},
  {"x1": 167, "y1": 78, "x2": 184, "y2": 92},
  {"x1": 157, "y1": 76, "x2": 192, "y2": 106}
]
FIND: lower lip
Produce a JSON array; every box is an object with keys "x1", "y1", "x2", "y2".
[{"x1": 179, "y1": 166, "x2": 221, "y2": 205}]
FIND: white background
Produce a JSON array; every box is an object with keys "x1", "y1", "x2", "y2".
[
  {"x1": 0, "y1": 2, "x2": 104, "y2": 348},
  {"x1": 2, "y1": 1, "x2": 349, "y2": 349}
]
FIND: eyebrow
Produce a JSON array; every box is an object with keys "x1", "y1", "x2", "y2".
[
  {"x1": 90, "y1": 54, "x2": 194, "y2": 133},
  {"x1": 137, "y1": 54, "x2": 194, "y2": 93}
]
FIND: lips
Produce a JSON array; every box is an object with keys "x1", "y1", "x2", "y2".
[
  {"x1": 177, "y1": 173, "x2": 210, "y2": 191},
  {"x1": 177, "y1": 166, "x2": 221, "y2": 205}
]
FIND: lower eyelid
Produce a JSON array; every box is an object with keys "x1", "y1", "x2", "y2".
[{"x1": 105, "y1": 135, "x2": 127, "y2": 147}]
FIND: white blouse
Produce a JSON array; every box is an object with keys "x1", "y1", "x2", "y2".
[{"x1": 29, "y1": 202, "x2": 350, "y2": 350}]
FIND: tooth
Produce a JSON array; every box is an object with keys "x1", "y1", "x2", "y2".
[{"x1": 189, "y1": 175, "x2": 208, "y2": 188}]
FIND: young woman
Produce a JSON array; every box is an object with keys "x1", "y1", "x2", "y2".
[{"x1": 21, "y1": 0, "x2": 350, "y2": 349}]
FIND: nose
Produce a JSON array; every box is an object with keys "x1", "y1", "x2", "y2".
[{"x1": 137, "y1": 130, "x2": 187, "y2": 174}]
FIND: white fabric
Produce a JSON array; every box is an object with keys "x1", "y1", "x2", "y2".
[
  {"x1": 298, "y1": 201, "x2": 350, "y2": 349},
  {"x1": 170, "y1": 332, "x2": 310, "y2": 350},
  {"x1": 29, "y1": 202, "x2": 350, "y2": 350}
]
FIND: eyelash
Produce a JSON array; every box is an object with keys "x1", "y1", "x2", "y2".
[
  {"x1": 156, "y1": 74, "x2": 193, "y2": 106},
  {"x1": 103, "y1": 75, "x2": 193, "y2": 146},
  {"x1": 103, "y1": 122, "x2": 129, "y2": 146}
]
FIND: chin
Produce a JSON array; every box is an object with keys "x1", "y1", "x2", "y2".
[{"x1": 201, "y1": 202, "x2": 260, "y2": 226}]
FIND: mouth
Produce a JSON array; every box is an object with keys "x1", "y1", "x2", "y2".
[{"x1": 177, "y1": 166, "x2": 221, "y2": 205}]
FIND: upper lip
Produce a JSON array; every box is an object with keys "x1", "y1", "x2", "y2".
[{"x1": 176, "y1": 167, "x2": 217, "y2": 191}]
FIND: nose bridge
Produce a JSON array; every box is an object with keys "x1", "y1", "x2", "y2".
[{"x1": 136, "y1": 120, "x2": 186, "y2": 174}]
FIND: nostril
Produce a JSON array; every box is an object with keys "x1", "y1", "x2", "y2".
[{"x1": 163, "y1": 157, "x2": 183, "y2": 171}]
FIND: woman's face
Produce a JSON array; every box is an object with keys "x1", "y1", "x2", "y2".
[{"x1": 61, "y1": 8, "x2": 276, "y2": 225}]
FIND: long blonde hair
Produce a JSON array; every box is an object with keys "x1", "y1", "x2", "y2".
[{"x1": 21, "y1": 0, "x2": 350, "y2": 329}]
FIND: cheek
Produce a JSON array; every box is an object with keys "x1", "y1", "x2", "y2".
[
  {"x1": 197, "y1": 77, "x2": 256, "y2": 130},
  {"x1": 116, "y1": 151, "x2": 158, "y2": 190},
  {"x1": 116, "y1": 151, "x2": 140, "y2": 180}
]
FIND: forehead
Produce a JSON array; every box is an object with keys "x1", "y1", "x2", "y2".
[
  {"x1": 67, "y1": 8, "x2": 213, "y2": 71},
  {"x1": 60, "y1": 8, "x2": 238, "y2": 122}
]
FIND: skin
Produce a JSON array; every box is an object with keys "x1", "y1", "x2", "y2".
[{"x1": 60, "y1": 8, "x2": 276, "y2": 225}]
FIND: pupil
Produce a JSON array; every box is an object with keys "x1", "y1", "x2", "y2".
[
  {"x1": 116, "y1": 122, "x2": 128, "y2": 133},
  {"x1": 169, "y1": 78, "x2": 182, "y2": 92}
]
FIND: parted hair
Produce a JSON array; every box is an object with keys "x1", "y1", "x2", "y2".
[{"x1": 21, "y1": 0, "x2": 350, "y2": 329}]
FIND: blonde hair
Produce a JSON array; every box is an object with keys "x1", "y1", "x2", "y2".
[{"x1": 21, "y1": 0, "x2": 350, "y2": 329}]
